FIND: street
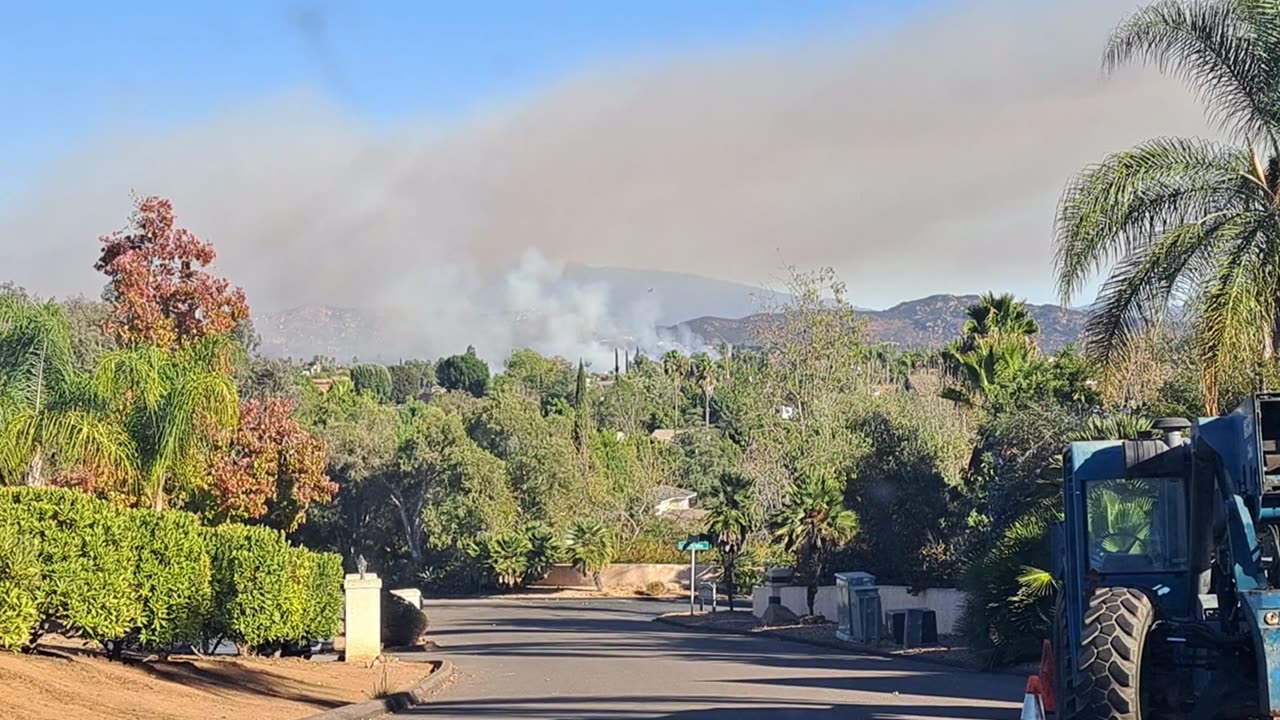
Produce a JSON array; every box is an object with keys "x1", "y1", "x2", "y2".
[{"x1": 392, "y1": 598, "x2": 1025, "y2": 719}]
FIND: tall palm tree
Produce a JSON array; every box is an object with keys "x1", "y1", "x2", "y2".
[
  {"x1": 961, "y1": 292, "x2": 1040, "y2": 346},
  {"x1": 706, "y1": 471, "x2": 761, "y2": 611},
  {"x1": 0, "y1": 295, "x2": 135, "y2": 487},
  {"x1": 772, "y1": 472, "x2": 859, "y2": 616},
  {"x1": 940, "y1": 335, "x2": 1037, "y2": 407},
  {"x1": 1055, "y1": 0, "x2": 1280, "y2": 413},
  {"x1": 93, "y1": 336, "x2": 239, "y2": 510}
]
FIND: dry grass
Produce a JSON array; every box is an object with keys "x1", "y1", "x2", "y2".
[{"x1": 0, "y1": 649, "x2": 432, "y2": 720}]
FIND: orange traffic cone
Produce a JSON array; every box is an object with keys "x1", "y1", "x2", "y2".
[
  {"x1": 1039, "y1": 639, "x2": 1056, "y2": 713},
  {"x1": 1021, "y1": 676, "x2": 1047, "y2": 720}
]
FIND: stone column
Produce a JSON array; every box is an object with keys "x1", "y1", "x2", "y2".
[{"x1": 343, "y1": 573, "x2": 382, "y2": 663}]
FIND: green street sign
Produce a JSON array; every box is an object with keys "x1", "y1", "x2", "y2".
[{"x1": 678, "y1": 540, "x2": 711, "y2": 551}]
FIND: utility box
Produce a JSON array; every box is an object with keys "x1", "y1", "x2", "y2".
[
  {"x1": 887, "y1": 608, "x2": 938, "y2": 649},
  {"x1": 835, "y1": 572, "x2": 882, "y2": 644}
]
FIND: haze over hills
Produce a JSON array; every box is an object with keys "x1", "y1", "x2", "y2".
[
  {"x1": 255, "y1": 266, "x2": 1089, "y2": 362},
  {"x1": 671, "y1": 294, "x2": 1088, "y2": 353}
]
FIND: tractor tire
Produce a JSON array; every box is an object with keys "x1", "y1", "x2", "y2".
[{"x1": 1068, "y1": 587, "x2": 1154, "y2": 720}]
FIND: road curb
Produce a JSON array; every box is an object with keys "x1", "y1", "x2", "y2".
[
  {"x1": 652, "y1": 616, "x2": 1025, "y2": 677},
  {"x1": 304, "y1": 658, "x2": 454, "y2": 720}
]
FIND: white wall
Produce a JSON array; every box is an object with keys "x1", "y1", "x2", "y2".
[{"x1": 751, "y1": 584, "x2": 967, "y2": 635}]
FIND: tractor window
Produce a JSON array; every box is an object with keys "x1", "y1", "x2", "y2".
[{"x1": 1086, "y1": 477, "x2": 1187, "y2": 573}]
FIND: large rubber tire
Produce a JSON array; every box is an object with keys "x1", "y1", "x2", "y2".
[{"x1": 1068, "y1": 587, "x2": 1154, "y2": 720}]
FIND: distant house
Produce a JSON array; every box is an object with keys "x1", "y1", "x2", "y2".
[
  {"x1": 653, "y1": 485, "x2": 697, "y2": 516},
  {"x1": 650, "y1": 428, "x2": 685, "y2": 443}
]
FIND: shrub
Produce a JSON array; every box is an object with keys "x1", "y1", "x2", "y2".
[
  {"x1": 566, "y1": 519, "x2": 614, "y2": 591},
  {"x1": 301, "y1": 551, "x2": 344, "y2": 643},
  {"x1": 0, "y1": 488, "x2": 339, "y2": 656},
  {"x1": 643, "y1": 581, "x2": 667, "y2": 597},
  {"x1": 381, "y1": 590, "x2": 429, "y2": 648},
  {"x1": 523, "y1": 522, "x2": 563, "y2": 585},
  {"x1": 0, "y1": 488, "x2": 140, "y2": 644},
  {"x1": 131, "y1": 508, "x2": 212, "y2": 651},
  {"x1": 0, "y1": 521, "x2": 41, "y2": 650},
  {"x1": 205, "y1": 524, "x2": 294, "y2": 651},
  {"x1": 485, "y1": 532, "x2": 532, "y2": 588}
]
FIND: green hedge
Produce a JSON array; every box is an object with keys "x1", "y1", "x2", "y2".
[{"x1": 0, "y1": 488, "x2": 342, "y2": 654}]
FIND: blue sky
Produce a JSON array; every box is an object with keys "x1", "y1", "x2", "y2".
[{"x1": 0, "y1": 0, "x2": 927, "y2": 185}]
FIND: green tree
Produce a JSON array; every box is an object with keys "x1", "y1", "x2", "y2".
[
  {"x1": 350, "y1": 363, "x2": 393, "y2": 402},
  {"x1": 92, "y1": 337, "x2": 239, "y2": 510},
  {"x1": 566, "y1": 518, "x2": 614, "y2": 591},
  {"x1": 387, "y1": 360, "x2": 433, "y2": 403},
  {"x1": 437, "y1": 348, "x2": 490, "y2": 397},
  {"x1": 772, "y1": 471, "x2": 858, "y2": 615},
  {"x1": 706, "y1": 471, "x2": 760, "y2": 611},
  {"x1": 573, "y1": 360, "x2": 590, "y2": 453},
  {"x1": 493, "y1": 349, "x2": 575, "y2": 409},
  {"x1": 469, "y1": 393, "x2": 577, "y2": 525},
  {"x1": 1054, "y1": 0, "x2": 1280, "y2": 413},
  {"x1": 0, "y1": 296, "x2": 135, "y2": 489},
  {"x1": 59, "y1": 296, "x2": 116, "y2": 371}
]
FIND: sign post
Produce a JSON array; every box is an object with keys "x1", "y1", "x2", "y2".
[{"x1": 677, "y1": 538, "x2": 712, "y2": 616}]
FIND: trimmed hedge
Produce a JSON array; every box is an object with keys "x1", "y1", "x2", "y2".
[{"x1": 0, "y1": 488, "x2": 342, "y2": 654}]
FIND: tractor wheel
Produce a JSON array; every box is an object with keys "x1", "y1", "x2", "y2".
[{"x1": 1068, "y1": 587, "x2": 1153, "y2": 720}]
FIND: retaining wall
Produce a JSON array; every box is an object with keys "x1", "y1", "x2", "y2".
[{"x1": 533, "y1": 563, "x2": 717, "y2": 589}]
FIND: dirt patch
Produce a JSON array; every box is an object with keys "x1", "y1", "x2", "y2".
[
  {"x1": 658, "y1": 611, "x2": 1037, "y2": 676},
  {"x1": 0, "y1": 650, "x2": 433, "y2": 720}
]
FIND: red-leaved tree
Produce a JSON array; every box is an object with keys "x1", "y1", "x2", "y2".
[
  {"x1": 208, "y1": 398, "x2": 335, "y2": 531},
  {"x1": 96, "y1": 196, "x2": 249, "y2": 349}
]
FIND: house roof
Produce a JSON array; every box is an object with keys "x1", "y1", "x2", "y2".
[{"x1": 653, "y1": 485, "x2": 697, "y2": 503}]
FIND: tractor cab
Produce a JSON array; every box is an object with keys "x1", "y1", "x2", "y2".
[{"x1": 1057, "y1": 423, "x2": 1195, "y2": 672}]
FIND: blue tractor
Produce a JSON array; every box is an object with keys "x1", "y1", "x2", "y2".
[{"x1": 1051, "y1": 393, "x2": 1280, "y2": 719}]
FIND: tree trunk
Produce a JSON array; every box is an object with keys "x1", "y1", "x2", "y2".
[
  {"x1": 592, "y1": 571, "x2": 604, "y2": 591},
  {"x1": 704, "y1": 390, "x2": 711, "y2": 426},
  {"x1": 723, "y1": 552, "x2": 737, "y2": 612},
  {"x1": 23, "y1": 446, "x2": 44, "y2": 487},
  {"x1": 389, "y1": 492, "x2": 424, "y2": 567}
]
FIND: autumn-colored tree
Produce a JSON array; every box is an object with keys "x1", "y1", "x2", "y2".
[
  {"x1": 96, "y1": 196, "x2": 249, "y2": 350},
  {"x1": 207, "y1": 398, "x2": 335, "y2": 530}
]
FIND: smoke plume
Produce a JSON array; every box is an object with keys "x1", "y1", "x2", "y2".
[{"x1": 0, "y1": 0, "x2": 1216, "y2": 364}]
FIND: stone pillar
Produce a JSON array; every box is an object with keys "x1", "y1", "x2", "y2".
[{"x1": 344, "y1": 573, "x2": 382, "y2": 663}]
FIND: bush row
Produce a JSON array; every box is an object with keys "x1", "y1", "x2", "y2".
[{"x1": 0, "y1": 487, "x2": 342, "y2": 654}]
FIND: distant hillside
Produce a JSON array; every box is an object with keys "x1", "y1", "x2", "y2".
[
  {"x1": 258, "y1": 293, "x2": 1089, "y2": 361},
  {"x1": 665, "y1": 294, "x2": 1089, "y2": 351}
]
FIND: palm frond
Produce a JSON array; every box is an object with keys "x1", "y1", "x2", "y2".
[
  {"x1": 1106, "y1": 0, "x2": 1279, "y2": 144},
  {"x1": 1082, "y1": 210, "x2": 1259, "y2": 364},
  {"x1": 1054, "y1": 137, "x2": 1251, "y2": 303}
]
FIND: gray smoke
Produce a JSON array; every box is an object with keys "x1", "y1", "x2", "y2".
[{"x1": 0, "y1": 0, "x2": 1216, "y2": 364}]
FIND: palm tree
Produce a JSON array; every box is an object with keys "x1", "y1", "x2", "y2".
[
  {"x1": 940, "y1": 336, "x2": 1037, "y2": 408},
  {"x1": 694, "y1": 357, "x2": 717, "y2": 426},
  {"x1": 93, "y1": 336, "x2": 238, "y2": 510},
  {"x1": 1055, "y1": 0, "x2": 1280, "y2": 413},
  {"x1": 772, "y1": 472, "x2": 858, "y2": 616},
  {"x1": 706, "y1": 471, "x2": 761, "y2": 611},
  {"x1": 0, "y1": 295, "x2": 135, "y2": 487},
  {"x1": 960, "y1": 293, "x2": 1040, "y2": 347}
]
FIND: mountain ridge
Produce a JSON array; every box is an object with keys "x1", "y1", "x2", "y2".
[{"x1": 257, "y1": 293, "x2": 1089, "y2": 361}]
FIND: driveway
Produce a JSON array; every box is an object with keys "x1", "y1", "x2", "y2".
[{"x1": 390, "y1": 597, "x2": 1025, "y2": 719}]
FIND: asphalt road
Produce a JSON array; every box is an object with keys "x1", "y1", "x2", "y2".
[{"x1": 390, "y1": 597, "x2": 1025, "y2": 719}]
